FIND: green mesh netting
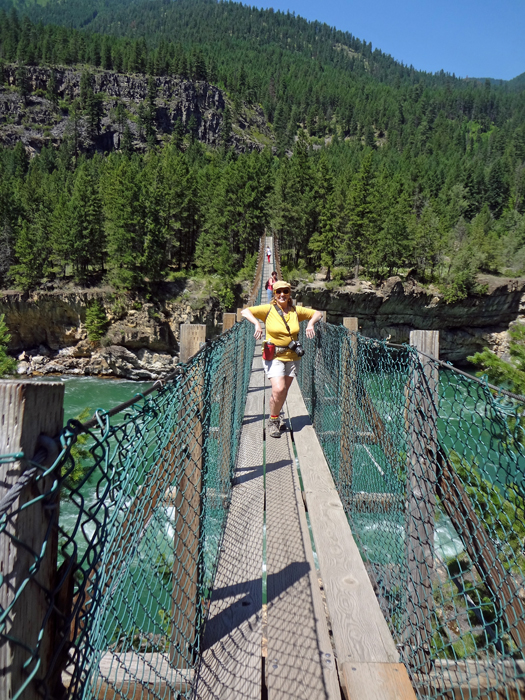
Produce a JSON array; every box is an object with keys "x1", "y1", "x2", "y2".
[
  {"x1": 298, "y1": 322, "x2": 525, "y2": 699},
  {"x1": 0, "y1": 243, "x2": 264, "y2": 700},
  {"x1": 0, "y1": 321, "x2": 255, "y2": 699}
]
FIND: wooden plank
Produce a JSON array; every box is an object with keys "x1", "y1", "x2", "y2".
[
  {"x1": 64, "y1": 652, "x2": 194, "y2": 699},
  {"x1": 436, "y1": 451, "x2": 525, "y2": 651},
  {"x1": 404, "y1": 330, "x2": 439, "y2": 671},
  {"x1": 265, "y1": 388, "x2": 339, "y2": 699},
  {"x1": 195, "y1": 350, "x2": 264, "y2": 699},
  {"x1": 288, "y1": 421, "x2": 342, "y2": 700},
  {"x1": 287, "y1": 379, "x2": 400, "y2": 667},
  {"x1": 0, "y1": 380, "x2": 64, "y2": 700},
  {"x1": 179, "y1": 323, "x2": 206, "y2": 363},
  {"x1": 342, "y1": 662, "x2": 415, "y2": 700}
]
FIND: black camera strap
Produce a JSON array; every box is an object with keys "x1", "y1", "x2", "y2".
[{"x1": 273, "y1": 305, "x2": 295, "y2": 339}]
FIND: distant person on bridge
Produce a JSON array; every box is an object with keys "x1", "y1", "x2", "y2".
[
  {"x1": 266, "y1": 246, "x2": 271, "y2": 264},
  {"x1": 265, "y1": 270, "x2": 278, "y2": 302},
  {"x1": 242, "y1": 280, "x2": 322, "y2": 438}
]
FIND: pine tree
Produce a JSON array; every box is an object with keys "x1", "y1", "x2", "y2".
[
  {"x1": 15, "y1": 63, "x2": 29, "y2": 104},
  {"x1": 12, "y1": 214, "x2": 50, "y2": 290},
  {"x1": 45, "y1": 69, "x2": 58, "y2": 107},
  {"x1": 102, "y1": 158, "x2": 144, "y2": 289},
  {"x1": 342, "y1": 150, "x2": 376, "y2": 267},
  {"x1": 68, "y1": 161, "x2": 104, "y2": 280},
  {"x1": 85, "y1": 300, "x2": 108, "y2": 342},
  {"x1": 469, "y1": 324, "x2": 525, "y2": 396},
  {"x1": 0, "y1": 314, "x2": 16, "y2": 377},
  {"x1": 308, "y1": 153, "x2": 338, "y2": 279}
]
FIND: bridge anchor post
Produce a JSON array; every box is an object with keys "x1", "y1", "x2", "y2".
[
  {"x1": 404, "y1": 330, "x2": 439, "y2": 674},
  {"x1": 222, "y1": 313, "x2": 236, "y2": 332},
  {"x1": 340, "y1": 318, "x2": 358, "y2": 490},
  {"x1": 0, "y1": 381, "x2": 64, "y2": 699}
]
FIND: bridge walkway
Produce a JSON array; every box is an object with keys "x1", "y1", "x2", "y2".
[{"x1": 195, "y1": 326, "x2": 415, "y2": 695}]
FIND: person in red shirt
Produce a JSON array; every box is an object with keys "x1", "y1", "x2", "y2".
[{"x1": 265, "y1": 271, "x2": 277, "y2": 302}]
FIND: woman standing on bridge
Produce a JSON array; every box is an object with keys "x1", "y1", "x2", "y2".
[{"x1": 242, "y1": 281, "x2": 323, "y2": 438}]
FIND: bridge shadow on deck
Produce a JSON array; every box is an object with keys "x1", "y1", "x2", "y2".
[{"x1": 202, "y1": 562, "x2": 310, "y2": 651}]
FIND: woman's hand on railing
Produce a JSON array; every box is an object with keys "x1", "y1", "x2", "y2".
[
  {"x1": 241, "y1": 308, "x2": 263, "y2": 339},
  {"x1": 306, "y1": 310, "x2": 323, "y2": 338}
]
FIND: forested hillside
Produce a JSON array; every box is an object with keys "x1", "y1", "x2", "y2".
[{"x1": 0, "y1": 0, "x2": 525, "y2": 305}]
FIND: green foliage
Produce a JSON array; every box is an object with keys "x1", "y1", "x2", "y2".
[
  {"x1": 468, "y1": 324, "x2": 525, "y2": 397},
  {"x1": 85, "y1": 300, "x2": 108, "y2": 342},
  {"x1": 235, "y1": 251, "x2": 257, "y2": 282},
  {"x1": 449, "y1": 452, "x2": 525, "y2": 572},
  {"x1": 0, "y1": 2, "x2": 525, "y2": 297},
  {"x1": 63, "y1": 407, "x2": 92, "y2": 491},
  {"x1": 0, "y1": 314, "x2": 16, "y2": 377}
]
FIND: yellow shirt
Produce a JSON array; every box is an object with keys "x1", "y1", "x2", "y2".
[{"x1": 249, "y1": 303, "x2": 315, "y2": 361}]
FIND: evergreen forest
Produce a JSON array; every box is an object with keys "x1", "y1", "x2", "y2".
[{"x1": 1, "y1": 0, "x2": 525, "y2": 304}]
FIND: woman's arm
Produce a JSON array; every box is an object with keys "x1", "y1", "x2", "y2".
[
  {"x1": 305, "y1": 310, "x2": 323, "y2": 339},
  {"x1": 241, "y1": 308, "x2": 264, "y2": 340}
]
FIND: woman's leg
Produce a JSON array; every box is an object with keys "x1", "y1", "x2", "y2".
[{"x1": 269, "y1": 375, "x2": 294, "y2": 417}]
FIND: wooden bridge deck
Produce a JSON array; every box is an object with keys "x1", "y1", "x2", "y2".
[{"x1": 194, "y1": 343, "x2": 416, "y2": 700}]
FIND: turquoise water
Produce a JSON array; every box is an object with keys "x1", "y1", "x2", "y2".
[
  {"x1": 48, "y1": 376, "x2": 226, "y2": 641},
  {"x1": 35, "y1": 375, "x2": 154, "y2": 421},
  {"x1": 316, "y1": 366, "x2": 525, "y2": 564}
]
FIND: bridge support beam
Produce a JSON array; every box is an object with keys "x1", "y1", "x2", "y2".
[
  {"x1": 404, "y1": 330, "x2": 439, "y2": 674},
  {"x1": 340, "y1": 318, "x2": 358, "y2": 490},
  {"x1": 0, "y1": 381, "x2": 65, "y2": 700},
  {"x1": 222, "y1": 313, "x2": 236, "y2": 332},
  {"x1": 179, "y1": 324, "x2": 206, "y2": 363},
  {"x1": 170, "y1": 355, "x2": 206, "y2": 669}
]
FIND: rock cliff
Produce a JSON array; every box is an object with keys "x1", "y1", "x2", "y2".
[
  {"x1": 297, "y1": 276, "x2": 525, "y2": 364},
  {"x1": 0, "y1": 65, "x2": 272, "y2": 154}
]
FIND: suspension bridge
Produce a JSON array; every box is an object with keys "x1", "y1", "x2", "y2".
[{"x1": 2, "y1": 237, "x2": 525, "y2": 700}]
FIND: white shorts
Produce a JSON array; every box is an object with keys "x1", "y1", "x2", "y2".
[{"x1": 263, "y1": 358, "x2": 299, "y2": 379}]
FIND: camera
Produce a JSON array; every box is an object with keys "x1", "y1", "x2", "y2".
[{"x1": 288, "y1": 340, "x2": 305, "y2": 357}]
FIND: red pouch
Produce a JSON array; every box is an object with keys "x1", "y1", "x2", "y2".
[{"x1": 262, "y1": 341, "x2": 275, "y2": 361}]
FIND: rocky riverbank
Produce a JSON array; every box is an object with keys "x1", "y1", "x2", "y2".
[
  {"x1": 1, "y1": 279, "x2": 226, "y2": 379},
  {"x1": 3, "y1": 274, "x2": 525, "y2": 378}
]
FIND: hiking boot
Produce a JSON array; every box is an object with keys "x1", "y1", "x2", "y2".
[
  {"x1": 279, "y1": 413, "x2": 287, "y2": 431},
  {"x1": 267, "y1": 417, "x2": 281, "y2": 438}
]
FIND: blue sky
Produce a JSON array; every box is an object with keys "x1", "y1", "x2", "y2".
[{"x1": 254, "y1": 0, "x2": 524, "y2": 81}]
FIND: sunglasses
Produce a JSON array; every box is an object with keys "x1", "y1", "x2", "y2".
[{"x1": 275, "y1": 289, "x2": 291, "y2": 295}]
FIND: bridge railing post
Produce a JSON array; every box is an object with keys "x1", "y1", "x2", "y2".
[
  {"x1": 170, "y1": 352, "x2": 206, "y2": 669},
  {"x1": 340, "y1": 318, "x2": 358, "y2": 491},
  {"x1": 0, "y1": 381, "x2": 64, "y2": 700},
  {"x1": 179, "y1": 324, "x2": 206, "y2": 363},
  {"x1": 236, "y1": 308, "x2": 244, "y2": 323},
  {"x1": 222, "y1": 313, "x2": 236, "y2": 333},
  {"x1": 404, "y1": 330, "x2": 439, "y2": 673}
]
